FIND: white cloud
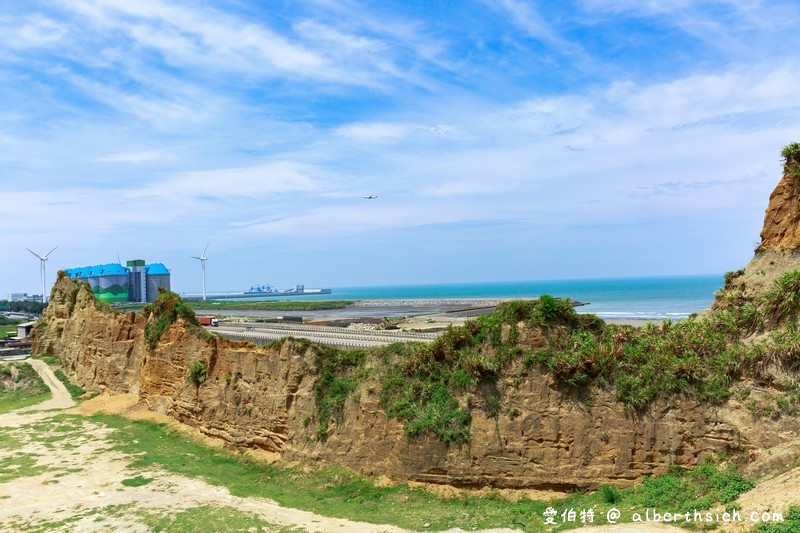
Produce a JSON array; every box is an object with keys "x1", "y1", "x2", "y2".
[
  {"x1": 1, "y1": 15, "x2": 67, "y2": 48},
  {"x1": 156, "y1": 162, "x2": 325, "y2": 199},
  {"x1": 482, "y1": 0, "x2": 584, "y2": 55},
  {"x1": 97, "y1": 149, "x2": 168, "y2": 163},
  {"x1": 51, "y1": 0, "x2": 439, "y2": 89},
  {"x1": 334, "y1": 122, "x2": 413, "y2": 143},
  {"x1": 63, "y1": 0, "x2": 328, "y2": 76}
]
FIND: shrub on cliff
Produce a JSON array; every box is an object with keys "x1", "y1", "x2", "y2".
[
  {"x1": 766, "y1": 270, "x2": 800, "y2": 324},
  {"x1": 187, "y1": 360, "x2": 208, "y2": 387},
  {"x1": 376, "y1": 295, "x2": 597, "y2": 444},
  {"x1": 313, "y1": 344, "x2": 367, "y2": 441},
  {"x1": 143, "y1": 288, "x2": 202, "y2": 349},
  {"x1": 372, "y1": 294, "x2": 763, "y2": 443}
]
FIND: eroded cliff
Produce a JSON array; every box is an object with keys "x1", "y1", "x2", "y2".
[
  {"x1": 30, "y1": 144, "x2": 800, "y2": 490},
  {"x1": 32, "y1": 275, "x2": 799, "y2": 490},
  {"x1": 759, "y1": 144, "x2": 800, "y2": 252}
]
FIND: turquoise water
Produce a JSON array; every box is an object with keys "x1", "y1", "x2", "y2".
[{"x1": 287, "y1": 275, "x2": 724, "y2": 321}]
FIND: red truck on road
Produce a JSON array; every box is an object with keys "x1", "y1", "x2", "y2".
[{"x1": 198, "y1": 316, "x2": 219, "y2": 327}]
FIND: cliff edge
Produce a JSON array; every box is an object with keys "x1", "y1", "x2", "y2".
[
  {"x1": 31, "y1": 144, "x2": 800, "y2": 490},
  {"x1": 759, "y1": 143, "x2": 800, "y2": 251}
]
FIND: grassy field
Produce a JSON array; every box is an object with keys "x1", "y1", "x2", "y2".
[
  {"x1": 0, "y1": 403, "x2": 772, "y2": 531},
  {"x1": 81, "y1": 412, "x2": 756, "y2": 532},
  {"x1": 0, "y1": 325, "x2": 17, "y2": 338},
  {"x1": 0, "y1": 362, "x2": 51, "y2": 413}
]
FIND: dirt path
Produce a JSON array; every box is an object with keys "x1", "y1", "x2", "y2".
[
  {"x1": 21, "y1": 358, "x2": 74, "y2": 411},
  {"x1": 1, "y1": 371, "x2": 516, "y2": 532}
]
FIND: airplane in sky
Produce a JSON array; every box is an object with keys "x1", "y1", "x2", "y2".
[{"x1": 363, "y1": 195, "x2": 378, "y2": 199}]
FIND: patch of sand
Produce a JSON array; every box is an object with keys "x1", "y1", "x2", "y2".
[
  {"x1": 405, "y1": 481, "x2": 568, "y2": 503},
  {"x1": 70, "y1": 391, "x2": 282, "y2": 463}
]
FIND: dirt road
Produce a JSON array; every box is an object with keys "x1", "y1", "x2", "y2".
[{"x1": 20, "y1": 358, "x2": 74, "y2": 411}]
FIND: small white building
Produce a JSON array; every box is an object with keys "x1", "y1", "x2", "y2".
[{"x1": 16, "y1": 321, "x2": 36, "y2": 340}]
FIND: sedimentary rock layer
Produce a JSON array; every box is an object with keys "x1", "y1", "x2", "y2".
[{"x1": 33, "y1": 275, "x2": 797, "y2": 489}]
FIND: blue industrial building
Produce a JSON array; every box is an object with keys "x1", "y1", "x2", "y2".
[{"x1": 64, "y1": 259, "x2": 170, "y2": 303}]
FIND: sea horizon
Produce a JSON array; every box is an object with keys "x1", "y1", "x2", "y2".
[{"x1": 200, "y1": 273, "x2": 724, "y2": 321}]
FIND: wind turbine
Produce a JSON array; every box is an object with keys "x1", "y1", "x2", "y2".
[
  {"x1": 192, "y1": 244, "x2": 209, "y2": 301},
  {"x1": 26, "y1": 247, "x2": 57, "y2": 303}
]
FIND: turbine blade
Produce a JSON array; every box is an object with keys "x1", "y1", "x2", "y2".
[
  {"x1": 191, "y1": 256, "x2": 201, "y2": 260},
  {"x1": 26, "y1": 248, "x2": 44, "y2": 260},
  {"x1": 203, "y1": 243, "x2": 209, "y2": 257},
  {"x1": 43, "y1": 246, "x2": 57, "y2": 259}
]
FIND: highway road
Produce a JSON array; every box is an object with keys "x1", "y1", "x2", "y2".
[{"x1": 210, "y1": 322, "x2": 440, "y2": 348}]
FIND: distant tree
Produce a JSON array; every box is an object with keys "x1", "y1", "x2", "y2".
[{"x1": 0, "y1": 300, "x2": 46, "y2": 314}]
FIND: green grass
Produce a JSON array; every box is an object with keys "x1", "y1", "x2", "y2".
[
  {"x1": 766, "y1": 271, "x2": 800, "y2": 323},
  {"x1": 632, "y1": 462, "x2": 754, "y2": 511},
  {"x1": 121, "y1": 475, "x2": 153, "y2": 487},
  {"x1": 78, "y1": 412, "x2": 754, "y2": 532},
  {"x1": 313, "y1": 343, "x2": 367, "y2": 440},
  {"x1": 14, "y1": 504, "x2": 135, "y2": 531},
  {"x1": 783, "y1": 142, "x2": 800, "y2": 188},
  {"x1": 140, "y1": 505, "x2": 300, "y2": 532},
  {"x1": 0, "y1": 362, "x2": 52, "y2": 413},
  {"x1": 0, "y1": 452, "x2": 47, "y2": 483},
  {"x1": 31, "y1": 353, "x2": 62, "y2": 367},
  {"x1": 53, "y1": 369, "x2": 85, "y2": 399},
  {"x1": 758, "y1": 505, "x2": 800, "y2": 532},
  {"x1": 143, "y1": 288, "x2": 203, "y2": 349},
  {"x1": 0, "y1": 325, "x2": 17, "y2": 338}
]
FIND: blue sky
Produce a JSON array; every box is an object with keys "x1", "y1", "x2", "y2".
[{"x1": 2, "y1": 0, "x2": 800, "y2": 297}]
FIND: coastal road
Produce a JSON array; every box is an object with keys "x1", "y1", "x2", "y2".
[{"x1": 210, "y1": 323, "x2": 440, "y2": 348}]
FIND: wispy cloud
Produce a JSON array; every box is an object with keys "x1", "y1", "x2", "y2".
[
  {"x1": 0, "y1": 14, "x2": 67, "y2": 48},
  {"x1": 97, "y1": 149, "x2": 169, "y2": 163},
  {"x1": 481, "y1": 0, "x2": 585, "y2": 58}
]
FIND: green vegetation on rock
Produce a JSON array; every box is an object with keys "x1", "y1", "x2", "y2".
[
  {"x1": 308, "y1": 286, "x2": 800, "y2": 444},
  {"x1": 758, "y1": 505, "x2": 800, "y2": 532},
  {"x1": 121, "y1": 475, "x2": 153, "y2": 487},
  {"x1": 187, "y1": 360, "x2": 208, "y2": 387},
  {"x1": 143, "y1": 287, "x2": 205, "y2": 349},
  {"x1": 0, "y1": 362, "x2": 51, "y2": 413},
  {"x1": 312, "y1": 342, "x2": 367, "y2": 441},
  {"x1": 54, "y1": 369, "x2": 85, "y2": 399},
  {"x1": 632, "y1": 462, "x2": 754, "y2": 511},
  {"x1": 767, "y1": 270, "x2": 800, "y2": 323},
  {"x1": 783, "y1": 142, "x2": 800, "y2": 186}
]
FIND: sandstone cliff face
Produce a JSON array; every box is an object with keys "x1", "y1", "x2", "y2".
[
  {"x1": 33, "y1": 275, "x2": 799, "y2": 490},
  {"x1": 759, "y1": 155, "x2": 800, "y2": 252},
  {"x1": 714, "y1": 150, "x2": 800, "y2": 304}
]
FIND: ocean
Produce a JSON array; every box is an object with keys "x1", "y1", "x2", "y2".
[{"x1": 289, "y1": 275, "x2": 724, "y2": 321}]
